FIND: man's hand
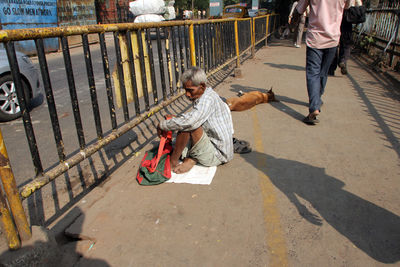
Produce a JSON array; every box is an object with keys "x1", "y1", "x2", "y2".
[{"x1": 290, "y1": 9, "x2": 301, "y2": 27}]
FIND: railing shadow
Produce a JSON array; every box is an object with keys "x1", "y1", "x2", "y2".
[
  {"x1": 27, "y1": 66, "x2": 236, "y2": 229},
  {"x1": 350, "y1": 56, "x2": 400, "y2": 158},
  {"x1": 25, "y1": 94, "x2": 192, "y2": 228},
  {"x1": 0, "y1": 207, "x2": 110, "y2": 266},
  {"x1": 241, "y1": 151, "x2": 400, "y2": 263}
]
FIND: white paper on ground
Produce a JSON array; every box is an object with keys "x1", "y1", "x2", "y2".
[{"x1": 166, "y1": 164, "x2": 217, "y2": 185}]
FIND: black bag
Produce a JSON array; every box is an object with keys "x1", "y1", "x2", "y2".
[{"x1": 344, "y1": 6, "x2": 366, "y2": 24}]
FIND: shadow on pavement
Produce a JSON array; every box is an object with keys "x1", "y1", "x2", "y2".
[
  {"x1": 26, "y1": 96, "x2": 192, "y2": 229},
  {"x1": 0, "y1": 207, "x2": 110, "y2": 266},
  {"x1": 241, "y1": 151, "x2": 400, "y2": 264},
  {"x1": 264, "y1": 62, "x2": 305, "y2": 71},
  {"x1": 349, "y1": 57, "x2": 400, "y2": 159}
]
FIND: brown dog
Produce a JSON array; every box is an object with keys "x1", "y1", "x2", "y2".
[{"x1": 226, "y1": 87, "x2": 279, "y2": 111}]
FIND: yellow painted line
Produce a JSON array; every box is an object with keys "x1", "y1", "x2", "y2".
[{"x1": 251, "y1": 109, "x2": 289, "y2": 267}]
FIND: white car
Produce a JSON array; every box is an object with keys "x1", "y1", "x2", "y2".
[{"x1": 0, "y1": 49, "x2": 41, "y2": 121}]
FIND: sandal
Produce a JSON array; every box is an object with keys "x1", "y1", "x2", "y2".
[
  {"x1": 233, "y1": 137, "x2": 252, "y2": 154},
  {"x1": 302, "y1": 114, "x2": 320, "y2": 125}
]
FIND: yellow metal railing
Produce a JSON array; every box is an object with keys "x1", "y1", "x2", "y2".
[{"x1": 0, "y1": 14, "x2": 279, "y2": 250}]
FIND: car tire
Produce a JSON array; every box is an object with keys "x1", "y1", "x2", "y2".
[{"x1": 0, "y1": 74, "x2": 31, "y2": 122}]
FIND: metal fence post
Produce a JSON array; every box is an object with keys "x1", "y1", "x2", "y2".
[
  {"x1": 389, "y1": 12, "x2": 400, "y2": 67},
  {"x1": 265, "y1": 15, "x2": 270, "y2": 46},
  {"x1": 189, "y1": 23, "x2": 196, "y2": 66},
  {"x1": 0, "y1": 186, "x2": 20, "y2": 250},
  {"x1": 234, "y1": 20, "x2": 240, "y2": 68},
  {"x1": 0, "y1": 129, "x2": 31, "y2": 242},
  {"x1": 251, "y1": 18, "x2": 255, "y2": 58}
]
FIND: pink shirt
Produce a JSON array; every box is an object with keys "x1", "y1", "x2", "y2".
[{"x1": 296, "y1": 0, "x2": 351, "y2": 49}]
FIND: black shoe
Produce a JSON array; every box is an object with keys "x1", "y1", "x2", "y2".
[
  {"x1": 233, "y1": 138, "x2": 252, "y2": 153},
  {"x1": 328, "y1": 69, "x2": 335, "y2": 76},
  {"x1": 303, "y1": 114, "x2": 320, "y2": 125},
  {"x1": 339, "y1": 62, "x2": 347, "y2": 75}
]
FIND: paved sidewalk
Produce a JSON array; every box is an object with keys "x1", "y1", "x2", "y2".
[{"x1": 4, "y1": 38, "x2": 400, "y2": 266}]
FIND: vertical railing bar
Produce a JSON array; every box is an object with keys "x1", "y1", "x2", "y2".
[
  {"x1": 0, "y1": 184, "x2": 20, "y2": 249},
  {"x1": 164, "y1": 27, "x2": 173, "y2": 96},
  {"x1": 230, "y1": 21, "x2": 233, "y2": 57},
  {"x1": 171, "y1": 26, "x2": 180, "y2": 92},
  {"x1": 82, "y1": 34, "x2": 103, "y2": 139},
  {"x1": 35, "y1": 38, "x2": 65, "y2": 162},
  {"x1": 156, "y1": 27, "x2": 168, "y2": 100},
  {"x1": 218, "y1": 23, "x2": 222, "y2": 65},
  {"x1": 178, "y1": 25, "x2": 186, "y2": 74},
  {"x1": 390, "y1": 14, "x2": 400, "y2": 66},
  {"x1": 145, "y1": 28, "x2": 159, "y2": 105},
  {"x1": 225, "y1": 22, "x2": 228, "y2": 61},
  {"x1": 204, "y1": 24, "x2": 209, "y2": 72},
  {"x1": 229, "y1": 21, "x2": 235, "y2": 58},
  {"x1": 5, "y1": 41, "x2": 43, "y2": 175},
  {"x1": 241, "y1": 20, "x2": 244, "y2": 52},
  {"x1": 61, "y1": 36, "x2": 86, "y2": 149},
  {"x1": 195, "y1": 25, "x2": 200, "y2": 68},
  {"x1": 228, "y1": 22, "x2": 232, "y2": 58},
  {"x1": 223, "y1": 23, "x2": 227, "y2": 62},
  {"x1": 0, "y1": 129, "x2": 31, "y2": 243},
  {"x1": 220, "y1": 22, "x2": 224, "y2": 65},
  {"x1": 235, "y1": 20, "x2": 240, "y2": 68},
  {"x1": 125, "y1": 30, "x2": 141, "y2": 115},
  {"x1": 98, "y1": 33, "x2": 117, "y2": 130},
  {"x1": 211, "y1": 23, "x2": 215, "y2": 69},
  {"x1": 203, "y1": 24, "x2": 207, "y2": 70},
  {"x1": 216, "y1": 23, "x2": 220, "y2": 67},
  {"x1": 137, "y1": 29, "x2": 150, "y2": 110},
  {"x1": 249, "y1": 20, "x2": 252, "y2": 51},
  {"x1": 199, "y1": 24, "x2": 204, "y2": 69},
  {"x1": 113, "y1": 31, "x2": 130, "y2": 121},
  {"x1": 185, "y1": 25, "x2": 191, "y2": 67},
  {"x1": 207, "y1": 23, "x2": 212, "y2": 71}
]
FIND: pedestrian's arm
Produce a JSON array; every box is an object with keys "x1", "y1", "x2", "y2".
[
  {"x1": 288, "y1": 1, "x2": 298, "y2": 22},
  {"x1": 295, "y1": 0, "x2": 309, "y2": 14}
]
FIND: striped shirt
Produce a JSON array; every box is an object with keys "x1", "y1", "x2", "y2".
[{"x1": 159, "y1": 87, "x2": 234, "y2": 163}]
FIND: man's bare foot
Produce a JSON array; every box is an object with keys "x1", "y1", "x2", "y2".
[
  {"x1": 173, "y1": 157, "x2": 196, "y2": 174},
  {"x1": 171, "y1": 158, "x2": 179, "y2": 169}
]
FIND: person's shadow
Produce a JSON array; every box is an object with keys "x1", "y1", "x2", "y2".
[
  {"x1": 0, "y1": 207, "x2": 110, "y2": 266},
  {"x1": 242, "y1": 151, "x2": 400, "y2": 263}
]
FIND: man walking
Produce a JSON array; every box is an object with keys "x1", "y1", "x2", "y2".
[{"x1": 293, "y1": 0, "x2": 351, "y2": 124}]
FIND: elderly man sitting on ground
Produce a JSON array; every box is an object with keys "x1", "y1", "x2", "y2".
[{"x1": 157, "y1": 67, "x2": 234, "y2": 174}]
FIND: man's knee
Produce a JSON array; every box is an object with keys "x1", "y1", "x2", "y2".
[
  {"x1": 190, "y1": 127, "x2": 203, "y2": 143},
  {"x1": 178, "y1": 127, "x2": 203, "y2": 144}
]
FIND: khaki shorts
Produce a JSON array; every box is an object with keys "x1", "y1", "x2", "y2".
[{"x1": 181, "y1": 131, "x2": 222, "y2": 167}]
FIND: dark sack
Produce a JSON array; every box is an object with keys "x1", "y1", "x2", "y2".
[
  {"x1": 136, "y1": 124, "x2": 173, "y2": 185},
  {"x1": 344, "y1": 6, "x2": 366, "y2": 24}
]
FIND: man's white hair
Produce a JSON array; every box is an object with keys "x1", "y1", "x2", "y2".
[{"x1": 181, "y1": 67, "x2": 207, "y2": 86}]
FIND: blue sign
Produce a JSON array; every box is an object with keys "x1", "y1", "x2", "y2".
[
  {"x1": 210, "y1": 0, "x2": 223, "y2": 17},
  {"x1": 0, "y1": 0, "x2": 58, "y2": 54}
]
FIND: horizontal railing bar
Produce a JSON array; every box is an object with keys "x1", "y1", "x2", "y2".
[
  {"x1": 255, "y1": 36, "x2": 267, "y2": 46},
  {"x1": 0, "y1": 19, "x2": 249, "y2": 42}
]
